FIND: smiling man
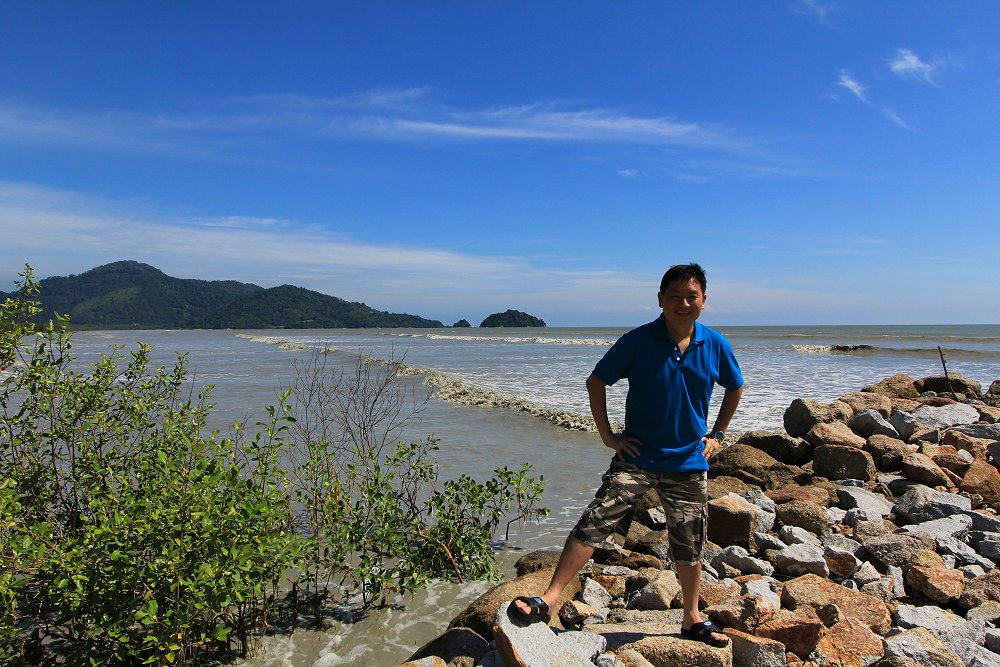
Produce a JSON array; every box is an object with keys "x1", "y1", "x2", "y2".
[{"x1": 511, "y1": 263, "x2": 744, "y2": 649}]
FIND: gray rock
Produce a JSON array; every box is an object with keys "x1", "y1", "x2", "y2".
[
  {"x1": 989, "y1": 441, "x2": 1000, "y2": 465},
  {"x1": 558, "y1": 631, "x2": 607, "y2": 662},
  {"x1": 741, "y1": 578, "x2": 781, "y2": 608},
  {"x1": 821, "y1": 533, "x2": 864, "y2": 558},
  {"x1": 889, "y1": 565, "x2": 907, "y2": 599},
  {"x1": 964, "y1": 511, "x2": 1000, "y2": 533},
  {"x1": 911, "y1": 403, "x2": 981, "y2": 429},
  {"x1": 937, "y1": 536, "x2": 996, "y2": 569},
  {"x1": 711, "y1": 545, "x2": 775, "y2": 576},
  {"x1": 966, "y1": 601, "x2": 1000, "y2": 624},
  {"x1": 850, "y1": 409, "x2": 901, "y2": 438},
  {"x1": 883, "y1": 627, "x2": 965, "y2": 666},
  {"x1": 891, "y1": 409, "x2": 921, "y2": 441},
  {"x1": 741, "y1": 488, "x2": 777, "y2": 530},
  {"x1": 837, "y1": 485, "x2": 895, "y2": 517},
  {"x1": 953, "y1": 423, "x2": 1000, "y2": 440},
  {"x1": 627, "y1": 570, "x2": 681, "y2": 611},
  {"x1": 599, "y1": 566, "x2": 638, "y2": 578},
  {"x1": 729, "y1": 630, "x2": 786, "y2": 667},
  {"x1": 753, "y1": 530, "x2": 786, "y2": 552},
  {"x1": 581, "y1": 578, "x2": 613, "y2": 611},
  {"x1": 861, "y1": 533, "x2": 932, "y2": 569},
  {"x1": 778, "y1": 525, "x2": 821, "y2": 546},
  {"x1": 784, "y1": 398, "x2": 853, "y2": 438},
  {"x1": 977, "y1": 538, "x2": 1000, "y2": 562},
  {"x1": 595, "y1": 653, "x2": 627, "y2": 667},
  {"x1": 493, "y1": 602, "x2": 595, "y2": 667},
  {"x1": 893, "y1": 486, "x2": 972, "y2": 524},
  {"x1": 843, "y1": 507, "x2": 882, "y2": 527},
  {"x1": 899, "y1": 514, "x2": 972, "y2": 542},
  {"x1": 988, "y1": 629, "x2": 1000, "y2": 654},
  {"x1": 827, "y1": 506, "x2": 848, "y2": 524},
  {"x1": 961, "y1": 565, "x2": 988, "y2": 579},
  {"x1": 895, "y1": 604, "x2": 988, "y2": 664},
  {"x1": 852, "y1": 561, "x2": 882, "y2": 587},
  {"x1": 773, "y1": 542, "x2": 829, "y2": 578}
]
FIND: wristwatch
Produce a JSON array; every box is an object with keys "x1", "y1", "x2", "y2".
[{"x1": 706, "y1": 429, "x2": 726, "y2": 443}]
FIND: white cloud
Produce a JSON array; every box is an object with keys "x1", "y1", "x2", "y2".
[
  {"x1": 618, "y1": 169, "x2": 639, "y2": 178},
  {"x1": 793, "y1": 0, "x2": 838, "y2": 22},
  {"x1": 836, "y1": 70, "x2": 869, "y2": 103},
  {"x1": 881, "y1": 107, "x2": 916, "y2": 132},
  {"x1": 889, "y1": 48, "x2": 936, "y2": 85}
]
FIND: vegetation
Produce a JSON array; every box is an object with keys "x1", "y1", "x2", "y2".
[
  {"x1": 0, "y1": 265, "x2": 546, "y2": 665},
  {"x1": 0, "y1": 261, "x2": 444, "y2": 329},
  {"x1": 452, "y1": 319, "x2": 471, "y2": 328},
  {"x1": 479, "y1": 309, "x2": 546, "y2": 327}
]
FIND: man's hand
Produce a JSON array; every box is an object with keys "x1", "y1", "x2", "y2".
[
  {"x1": 702, "y1": 435, "x2": 723, "y2": 460},
  {"x1": 603, "y1": 433, "x2": 642, "y2": 459}
]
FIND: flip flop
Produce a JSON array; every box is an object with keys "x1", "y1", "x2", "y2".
[
  {"x1": 680, "y1": 620, "x2": 729, "y2": 648},
  {"x1": 509, "y1": 596, "x2": 550, "y2": 623}
]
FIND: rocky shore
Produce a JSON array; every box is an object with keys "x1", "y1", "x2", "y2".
[{"x1": 398, "y1": 372, "x2": 1000, "y2": 667}]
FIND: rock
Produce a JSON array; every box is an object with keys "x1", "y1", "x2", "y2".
[
  {"x1": 901, "y1": 453, "x2": 952, "y2": 488},
  {"x1": 882, "y1": 627, "x2": 964, "y2": 667},
  {"x1": 898, "y1": 513, "x2": 971, "y2": 542},
  {"x1": 708, "y1": 476, "x2": 754, "y2": 499},
  {"x1": 839, "y1": 391, "x2": 894, "y2": 419},
  {"x1": 515, "y1": 550, "x2": 563, "y2": 576},
  {"x1": 977, "y1": 404, "x2": 1000, "y2": 423},
  {"x1": 805, "y1": 421, "x2": 867, "y2": 449},
  {"x1": 860, "y1": 533, "x2": 933, "y2": 569},
  {"x1": 615, "y1": 634, "x2": 733, "y2": 666},
  {"x1": 774, "y1": 543, "x2": 830, "y2": 578},
  {"x1": 707, "y1": 493, "x2": 762, "y2": 550},
  {"x1": 627, "y1": 570, "x2": 681, "y2": 611},
  {"x1": 755, "y1": 607, "x2": 826, "y2": 659},
  {"x1": 784, "y1": 399, "x2": 854, "y2": 438},
  {"x1": 711, "y1": 545, "x2": 775, "y2": 577},
  {"x1": 699, "y1": 579, "x2": 741, "y2": 609},
  {"x1": 591, "y1": 573, "x2": 628, "y2": 599},
  {"x1": 894, "y1": 604, "x2": 989, "y2": 665},
  {"x1": 407, "y1": 627, "x2": 491, "y2": 665},
  {"x1": 960, "y1": 460, "x2": 1000, "y2": 504},
  {"x1": 906, "y1": 565, "x2": 966, "y2": 604},
  {"x1": 711, "y1": 445, "x2": 783, "y2": 488},
  {"x1": 863, "y1": 375, "x2": 920, "y2": 399},
  {"x1": 852, "y1": 561, "x2": 882, "y2": 587},
  {"x1": 852, "y1": 519, "x2": 889, "y2": 542},
  {"x1": 821, "y1": 533, "x2": 864, "y2": 558},
  {"x1": 836, "y1": 486, "x2": 894, "y2": 517},
  {"x1": 910, "y1": 403, "x2": 981, "y2": 430},
  {"x1": 918, "y1": 373, "x2": 983, "y2": 399},
  {"x1": 767, "y1": 485, "x2": 830, "y2": 507},
  {"x1": 940, "y1": 430, "x2": 992, "y2": 459},
  {"x1": 613, "y1": 648, "x2": 655, "y2": 667},
  {"x1": 704, "y1": 595, "x2": 777, "y2": 634},
  {"x1": 849, "y1": 409, "x2": 900, "y2": 439},
  {"x1": 779, "y1": 525, "x2": 822, "y2": 546},
  {"x1": 582, "y1": 578, "x2": 614, "y2": 610},
  {"x1": 931, "y1": 452, "x2": 972, "y2": 478},
  {"x1": 866, "y1": 433, "x2": 910, "y2": 469},
  {"x1": 781, "y1": 573, "x2": 892, "y2": 634},
  {"x1": 493, "y1": 602, "x2": 596, "y2": 666},
  {"x1": 736, "y1": 430, "x2": 813, "y2": 466},
  {"x1": 776, "y1": 500, "x2": 830, "y2": 536},
  {"x1": 965, "y1": 600, "x2": 1000, "y2": 624},
  {"x1": 889, "y1": 410, "x2": 921, "y2": 442},
  {"x1": 892, "y1": 486, "x2": 971, "y2": 523},
  {"x1": 809, "y1": 617, "x2": 885, "y2": 667},
  {"x1": 560, "y1": 600, "x2": 600, "y2": 626},
  {"x1": 936, "y1": 535, "x2": 996, "y2": 569},
  {"x1": 400, "y1": 657, "x2": 447, "y2": 667},
  {"x1": 724, "y1": 628, "x2": 786, "y2": 667},
  {"x1": 449, "y1": 567, "x2": 579, "y2": 640},
  {"x1": 959, "y1": 569, "x2": 1000, "y2": 610},
  {"x1": 813, "y1": 444, "x2": 876, "y2": 481},
  {"x1": 823, "y1": 546, "x2": 862, "y2": 580}
]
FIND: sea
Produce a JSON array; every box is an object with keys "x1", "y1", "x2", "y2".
[{"x1": 66, "y1": 323, "x2": 1000, "y2": 666}]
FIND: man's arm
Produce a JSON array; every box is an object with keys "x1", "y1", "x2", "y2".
[
  {"x1": 586, "y1": 373, "x2": 641, "y2": 459},
  {"x1": 703, "y1": 385, "x2": 744, "y2": 460}
]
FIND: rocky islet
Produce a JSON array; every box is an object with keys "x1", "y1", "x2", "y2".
[{"x1": 401, "y1": 372, "x2": 1000, "y2": 667}]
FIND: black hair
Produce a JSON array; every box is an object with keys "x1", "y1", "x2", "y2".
[{"x1": 659, "y1": 263, "x2": 707, "y2": 294}]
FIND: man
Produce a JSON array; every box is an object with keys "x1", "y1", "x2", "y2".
[{"x1": 511, "y1": 263, "x2": 744, "y2": 648}]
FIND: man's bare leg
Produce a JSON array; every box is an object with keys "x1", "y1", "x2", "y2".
[
  {"x1": 514, "y1": 535, "x2": 594, "y2": 615},
  {"x1": 676, "y1": 562, "x2": 727, "y2": 643}
]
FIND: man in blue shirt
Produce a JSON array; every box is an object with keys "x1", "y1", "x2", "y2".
[{"x1": 512, "y1": 263, "x2": 744, "y2": 649}]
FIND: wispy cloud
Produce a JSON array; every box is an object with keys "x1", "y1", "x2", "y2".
[
  {"x1": 836, "y1": 70, "x2": 869, "y2": 103},
  {"x1": 792, "y1": 0, "x2": 838, "y2": 23},
  {"x1": 889, "y1": 48, "x2": 937, "y2": 85},
  {"x1": 0, "y1": 90, "x2": 751, "y2": 161},
  {"x1": 881, "y1": 107, "x2": 916, "y2": 132}
]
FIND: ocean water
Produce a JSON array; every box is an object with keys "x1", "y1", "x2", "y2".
[{"x1": 65, "y1": 323, "x2": 999, "y2": 666}]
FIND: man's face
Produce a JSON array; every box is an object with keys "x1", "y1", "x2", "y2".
[{"x1": 657, "y1": 277, "x2": 706, "y2": 326}]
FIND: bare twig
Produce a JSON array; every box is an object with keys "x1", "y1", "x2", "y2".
[{"x1": 937, "y1": 345, "x2": 958, "y2": 400}]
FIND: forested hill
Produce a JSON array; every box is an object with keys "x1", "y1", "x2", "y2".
[{"x1": 1, "y1": 261, "x2": 444, "y2": 329}]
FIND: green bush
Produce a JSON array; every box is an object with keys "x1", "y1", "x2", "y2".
[{"x1": 1, "y1": 265, "x2": 547, "y2": 664}]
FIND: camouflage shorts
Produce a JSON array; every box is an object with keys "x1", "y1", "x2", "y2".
[{"x1": 569, "y1": 461, "x2": 708, "y2": 565}]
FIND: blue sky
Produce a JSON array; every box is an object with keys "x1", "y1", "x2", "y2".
[{"x1": 1, "y1": 1, "x2": 998, "y2": 326}]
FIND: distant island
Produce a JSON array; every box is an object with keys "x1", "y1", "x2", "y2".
[
  {"x1": 1, "y1": 261, "x2": 444, "y2": 329},
  {"x1": 479, "y1": 309, "x2": 546, "y2": 327}
]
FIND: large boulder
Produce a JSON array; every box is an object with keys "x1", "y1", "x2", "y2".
[
  {"x1": 492, "y1": 602, "x2": 597, "y2": 667},
  {"x1": 780, "y1": 573, "x2": 892, "y2": 634},
  {"x1": 838, "y1": 391, "x2": 893, "y2": 419},
  {"x1": 849, "y1": 410, "x2": 900, "y2": 439},
  {"x1": 960, "y1": 460, "x2": 1000, "y2": 504},
  {"x1": 901, "y1": 453, "x2": 952, "y2": 488},
  {"x1": 707, "y1": 493, "x2": 762, "y2": 550},
  {"x1": 809, "y1": 617, "x2": 885, "y2": 667},
  {"x1": 892, "y1": 486, "x2": 971, "y2": 523},
  {"x1": 407, "y1": 627, "x2": 490, "y2": 665},
  {"x1": 917, "y1": 373, "x2": 983, "y2": 399},
  {"x1": 804, "y1": 421, "x2": 866, "y2": 448},
  {"x1": 860, "y1": 534, "x2": 934, "y2": 570},
  {"x1": 865, "y1": 434, "x2": 909, "y2": 471},
  {"x1": 812, "y1": 444, "x2": 876, "y2": 482},
  {"x1": 736, "y1": 430, "x2": 812, "y2": 465},
  {"x1": 449, "y1": 567, "x2": 579, "y2": 640},
  {"x1": 710, "y1": 444, "x2": 787, "y2": 488},
  {"x1": 863, "y1": 374, "x2": 920, "y2": 399},
  {"x1": 910, "y1": 403, "x2": 980, "y2": 430},
  {"x1": 882, "y1": 627, "x2": 964, "y2": 667},
  {"x1": 959, "y1": 569, "x2": 1000, "y2": 610},
  {"x1": 784, "y1": 399, "x2": 853, "y2": 438},
  {"x1": 776, "y1": 500, "x2": 830, "y2": 536}
]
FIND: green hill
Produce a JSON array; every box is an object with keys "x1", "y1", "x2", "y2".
[
  {"x1": 479, "y1": 309, "x2": 546, "y2": 327},
  {"x1": 2, "y1": 261, "x2": 444, "y2": 329}
]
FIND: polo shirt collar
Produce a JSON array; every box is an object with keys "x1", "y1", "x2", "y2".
[{"x1": 650, "y1": 315, "x2": 706, "y2": 345}]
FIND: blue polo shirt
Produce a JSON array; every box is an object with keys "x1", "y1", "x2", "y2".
[{"x1": 593, "y1": 317, "x2": 744, "y2": 472}]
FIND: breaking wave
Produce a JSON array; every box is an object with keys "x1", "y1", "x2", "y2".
[{"x1": 379, "y1": 332, "x2": 614, "y2": 346}]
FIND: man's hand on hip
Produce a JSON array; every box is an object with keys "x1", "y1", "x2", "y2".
[
  {"x1": 602, "y1": 433, "x2": 642, "y2": 459},
  {"x1": 702, "y1": 435, "x2": 723, "y2": 460}
]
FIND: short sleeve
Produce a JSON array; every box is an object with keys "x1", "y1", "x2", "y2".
[{"x1": 593, "y1": 334, "x2": 635, "y2": 386}]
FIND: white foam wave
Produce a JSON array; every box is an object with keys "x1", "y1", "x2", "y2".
[{"x1": 382, "y1": 332, "x2": 614, "y2": 346}]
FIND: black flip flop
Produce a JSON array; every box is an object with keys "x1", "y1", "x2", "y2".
[
  {"x1": 509, "y1": 596, "x2": 550, "y2": 623},
  {"x1": 680, "y1": 620, "x2": 729, "y2": 648}
]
